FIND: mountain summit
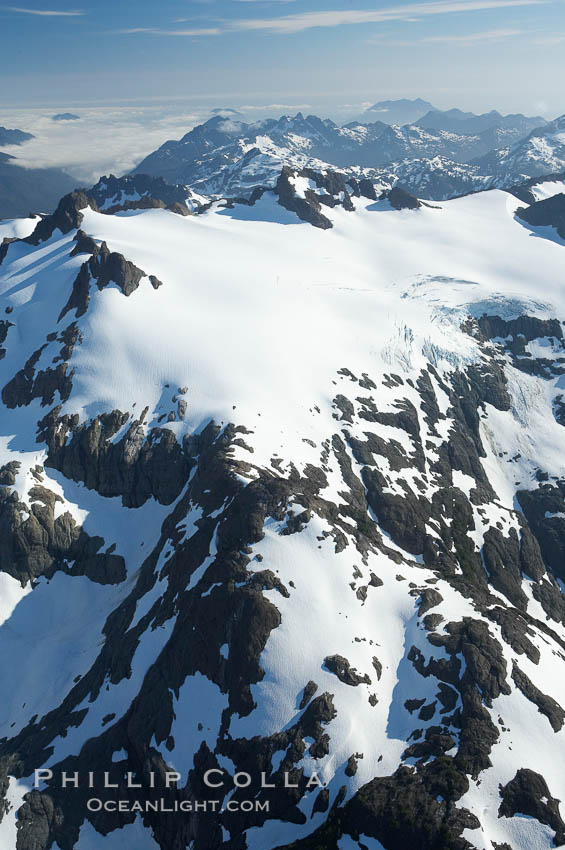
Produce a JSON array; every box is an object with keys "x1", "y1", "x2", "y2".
[{"x1": 361, "y1": 98, "x2": 436, "y2": 125}]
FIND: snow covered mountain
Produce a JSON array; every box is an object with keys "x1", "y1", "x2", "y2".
[
  {"x1": 1, "y1": 166, "x2": 565, "y2": 850},
  {"x1": 133, "y1": 112, "x2": 552, "y2": 202},
  {"x1": 475, "y1": 115, "x2": 565, "y2": 181},
  {"x1": 133, "y1": 140, "x2": 489, "y2": 205}
]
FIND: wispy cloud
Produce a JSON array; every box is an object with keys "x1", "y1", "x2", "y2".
[
  {"x1": 6, "y1": 6, "x2": 85, "y2": 15},
  {"x1": 118, "y1": 26, "x2": 222, "y2": 36},
  {"x1": 231, "y1": 0, "x2": 545, "y2": 34},
  {"x1": 366, "y1": 26, "x2": 525, "y2": 45},
  {"x1": 423, "y1": 26, "x2": 525, "y2": 43},
  {"x1": 120, "y1": 0, "x2": 544, "y2": 38}
]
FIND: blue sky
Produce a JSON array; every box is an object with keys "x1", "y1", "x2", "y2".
[{"x1": 1, "y1": 0, "x2": 564, "y2": 115}]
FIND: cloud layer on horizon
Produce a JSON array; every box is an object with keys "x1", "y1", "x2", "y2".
[{"x1": 0, "y1": 106, "x2": 207, "y2": 184}]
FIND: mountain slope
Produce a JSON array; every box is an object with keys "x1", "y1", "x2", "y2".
[
  {"x1": 509, "y1": 172, "x2": 565, "y2": 204},
  {"x1": 0, "y1": 127, "x2": 34, "y2": 146},
  {"x1": 416, "y1": 108, "x2": 545, "y2": 136},
  {"x1": 0, "y1": 152, "x2": 77, "y2": 218},
  {"x1": 1, "y1": 174, "x2": 565, "y2": 849}
]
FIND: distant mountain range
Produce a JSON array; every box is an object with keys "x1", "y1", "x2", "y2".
[
  {"x1": 416, "y1": 107, "x2": 546, "y2": 135},
  {"x1": 0, "y1": 101, "x2": 562, "y2": 218},
  {"x1": 132, "y1": 107, "x2": 559, "y2": 201}
]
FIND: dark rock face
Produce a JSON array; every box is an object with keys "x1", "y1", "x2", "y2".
[
  {"x1": 517, "y1": 484, "x2": 565, "y2": 582},
  {"x1": 499, "y1": 769, "x2": 565, "y2": 845},
  {"x1": 511, "y1": 664, "x2": 565, "y2": 731},
  {"x1": 88, "y1": 173, "x2": 193, "y2": 217},
  {"x1": 38, "y1": 407, "x2": 191, "y2": 508},
  {"x1": 275, "y1": 168, "x2": 333, "y2": 230},
  {"x1": 482, "y1": 528, "x2": 529, "y2": 610},
  {"x1": 25, "y1": 190, "x2": 99, "y2": 245},
  {"x1": 299, "y1": 168, "x2": 355, "y2": 210},
  {"x1": 486, "y1": 605, "x2": 540, "y2": 663},
  {"x1": 60, "y1": 236, "x2": 162, "y2": 322},
  {"x1": 473, "y1": 310, "x2": 565, "y2": 381},
  {"x1": 358, "y1": 178, "x2": 377, "y2": 200},
  {"x1": 0, "y1": 461, "x2": 20, "y2": 486},
  {"x1": 516, "y1": 192, "x2": 565, "y2": 240},
  {"x1": 299, "y1": 680, "x2": 319, "y2": 710},
  {"x1": 387, "y1": 186, "x2": 422, "y2": 210},
  {"x1": 409, "y1": 617, "x2": 511, "y2": 779},
  {"x1": 0, "y1": 484, "x2": 125, "y2": 585},
  {"x1": 477, "y1": 313, "x2": 563, "y2": 345},
  {"x1": 70, "y1": 229, "x2": 99, "y2": 257},
  {"x1": 554, "y1": 394, "x2": 565, "y2": 425},
  {"x1": 2, "y1": 324, "x2": 79, "y2": 409},
  {"x1": 272, "y1": 166, "x2": 360, "y2": 226},
  {"x1": 0, "y1": 238, "x2": 16, "y2": 269},
  {"x1": 323, "y1": 655, "x2": 371, "y2": 686},
  {"x1": 418, "y1": 587, "x2": 443, "y2": 616},
  {"x1": 89, "y1": 241, "x2": 146, "y2": 296},
  {"x1": 281, "y1": 764, "x2": 478, "y2": 850},
  {"x1": 0, "y1": 318, "x2": 13, "y2": 358}
]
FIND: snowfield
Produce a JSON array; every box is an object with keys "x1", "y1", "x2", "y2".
[
  {"x1": 67, "y1": 191, "x2": 562, "y2": 454},
  {"x1": 1, "y1": 179, "x2": 565, "y2": 850}
]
